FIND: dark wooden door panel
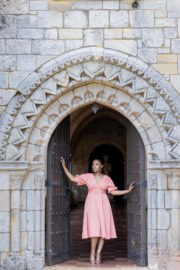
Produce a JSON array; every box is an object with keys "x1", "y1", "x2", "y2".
[
  {"x1": 46, "y1": 116, "x2": 70, "y2": 266},
  {"x1": 126, "y1": 123, "x2": 147, "y2": 266}
]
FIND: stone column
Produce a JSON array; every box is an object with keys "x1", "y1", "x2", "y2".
[
  {"x1": 0, "y1": 162, "x2": 29, "y2": 270},
  {"x1": 0, "y1": 171, "x2": 10, "y2": 255},
  {"x1": 10, "y1": 176, "x2": 23, "y2": 252},
  {"x1": 166, "y1": 172, "x2": 180, "y2": 270},
  {"x1": 21, "y1": 162, "x2": 45, "y2": 270}
]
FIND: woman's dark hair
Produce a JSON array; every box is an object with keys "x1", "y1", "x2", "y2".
[{"x1": 92, "y1": 156, "x2": 104, "y2": 165}]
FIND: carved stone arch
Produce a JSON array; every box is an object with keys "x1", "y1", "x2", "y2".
[
  {"x1": 26, "y1": 83, "x2": 164, "y2": 162},
  {"x1": 0, "y1": 47, "x2": 180, "y2": 161}
]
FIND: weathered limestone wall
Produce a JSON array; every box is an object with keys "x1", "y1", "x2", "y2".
[{"x1": 1, "y1": 0, "x2": 180, "y2": 116}]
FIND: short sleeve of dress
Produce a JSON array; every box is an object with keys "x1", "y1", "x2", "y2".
[
  {"x1": 75, "y1": 173, "x2": 88, "y2": 186},
  {"x1": 107, "y1": 176, "x2": 118, "y2": 194}
]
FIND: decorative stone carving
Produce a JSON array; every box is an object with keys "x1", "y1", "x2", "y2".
[{"x1": 0, "y1": 47, "x2": 180, "y2": 161}]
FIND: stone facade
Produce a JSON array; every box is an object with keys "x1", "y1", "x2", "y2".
[{"x1": 0, "y1": 1, "x2": 180, "y2": 269}]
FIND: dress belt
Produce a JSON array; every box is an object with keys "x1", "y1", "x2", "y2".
[{"x1": 88, "y1": 189, "x2": 106, "y2": 194}]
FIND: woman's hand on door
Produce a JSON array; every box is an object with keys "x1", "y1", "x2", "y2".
[
  {"x1": 60, "y1": 156, "x2": 76, "y2": 183},
  {"x1": 60, "y1": 156, "x2": 66, "y2": 168},
  {"x1": 128, "y1": 181, "x2": 135, "y2": 192}
]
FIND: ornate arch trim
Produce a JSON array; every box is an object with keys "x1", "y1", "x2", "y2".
[
  {"x1": 27, "y1": 83, "x2": 166, "y2": 162},
  {"x1": 0, "y1": 47, "x2": 180, "y2": 160}
]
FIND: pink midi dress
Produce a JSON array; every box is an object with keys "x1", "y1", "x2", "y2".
[{"x1": 75, "y1": 173, "x2": 118, "y2": 239}]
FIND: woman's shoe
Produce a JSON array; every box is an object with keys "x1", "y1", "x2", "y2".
[
  {"x1": 90, "y1": 251, "x2": 95, "y2": 264},
  {"x1": 96, "y1": 251, "x2": 102, "y2": 264}
]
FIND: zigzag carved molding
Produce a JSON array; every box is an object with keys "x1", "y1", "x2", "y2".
[
  {"x1": 26, "y1": 84, "x2": 166, "y2": 162},
  {"x1": 0, "y1": 47, "x2": 180, "y2": 161}
]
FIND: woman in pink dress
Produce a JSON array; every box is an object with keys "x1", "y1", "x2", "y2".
[{"x1": 60, "y1": 156, "x2": 134, "y2": 265}]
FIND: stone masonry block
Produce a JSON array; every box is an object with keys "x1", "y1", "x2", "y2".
[
  {"x1": 152, "y1": 63, "x2": 177, "y2": 75},
  {"x1": 167, "y1": 1, "x2": 180, "y2": 10},
  {"x1": 84, "y1": 29, "x2": 103, "y2": 46},
  {"x1": 17, "y1": 29, "x2": 43, "y2": 39},
  {"x1": 17, "y1": 15, "x2": 37, "y2": 28},
  {"x1": 27, "y1": 191, "x2": 35, "y2": 211},
  {"x1": 142, "y1": 29, "x2": 164, "y2": 47},
  {"x1": 168, "y1": 174, "x2": 180, "y2": 189},
  {"x1": 30, "y1": 1, "x2": 48, "y2": 11},
  {"x1": 172, "y1": 39, "x2": 180, "y2": 53},
  {"x1": 165, "y1": 191, "x2": 180, "y2": 209},
  {"x1": 130, "y1": 10, "x2": 154, "y2": 27},
  {"x1": 158, "y1": 209, "x2": 169, "y2": 230},
  {"x1": 65, "y1": 40, "x2": 83, "y2": 51},
  {"x1": 0, "y1": 40, "x2": 5, "y2": 54},
  {"x1": 9, "y1": 71, "x2": 30, "y2": 89},
  {"x1": 103, "y1": 1, "x2": 119, "y2": 10},
  {"x1": 0, "y1": 191, "x2": 10, "y2": 211},
  {"x1": 59, "y1": 29, "x2": 83, "y2": 39},
  {"x1": 32, "y1": 40, "x2": 64, "y2": 55},
  {"x1": 158, "y1": 54, "x2": 177, "y2": 63},
  {"x1": 0, "y1": 212, "x2": 10, "y2": 232},
  {"x1": 0, "y1": 0, "x2": 29, "y2": 14},
  {"x1": 155, "y1": 18, "x2": 176, "y2": 27},
  {"x1": 6, "y1": 39, "x2": 31, "y2": 54},
  {"x1": 89, "y1": 10, "x2": 109, "y2": 28},
  {"x1": 164, "y1": 28, "x2": 177, "y2": 38},
  {"x1": 0, "y1": 55, "x2": 16, "y2": 71},
  {"x1": 64, "y1": 11, "x2": 88, "y2": 28},
  {"x1": 157, "y1": 230, "x2": 167, "y2": 251},
  {"x1": 123, "y1": 29, "x2": 142, "y2": 39},
  {"x1": 45, "y1": 29, "x2": 57, "y2": 39},
  {"x1": 104, "y1": 29, "x2": 122, "y2": 39},
  {"x1": 110, "y1": 11, "x2": 128, "y2": 27},
  {"x1": 0, "y1": 233, "x2": 9, "y2": 251},
  {"x1": 0, "y1": 15, "x2": 17, "y2": 38},
  {"x1": 138, "y1": 48, "x2": 157, "y2": 63},
  {"x1": 104, "y1": 40, "x2": 137, "y2": 56},
  {"x1": 0, "y1": 72, "x2": 8, "y2": 88},
  {"x1": 38, "y1": 11, "x2": 63, "y2": 28},
  {"x1": 17, "y1": 55, "x2": 37, "y2": 71},
  {"x1": 0, "y1": 173, "x2": 9, "y2": 190},
  {"x1": 72, "y1": 1, "x2": 102, "y2": 10}
]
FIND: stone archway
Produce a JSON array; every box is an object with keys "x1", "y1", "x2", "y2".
[
  {"x1": 0, "y1": 47, "x2": 180, "y2": 161},
  {"x1": 0, "y1": 47, "x2": 180, "y2": 270}
]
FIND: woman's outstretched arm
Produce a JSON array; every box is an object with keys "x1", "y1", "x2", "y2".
[
  {"x1": 110, "y1": 182, "x2": 135, "y2": 196},
  {"x1": 60, "y1": 156, "x2": 76, "y2": 183}
]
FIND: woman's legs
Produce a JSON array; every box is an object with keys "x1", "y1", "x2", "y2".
[
  {"x1": 96, "y1": 237, "x2": 105, "y2": 263},
  {"x1": 91, "y1": 237, "x2": 99, "y2": 253},
  {"x1": 90, "y1": 237, "x2": 99, "y2": 263},
  {"x1": 97, "y1": 237, "x2": 105, "y2": 253},
  {"x1": 90, "y1": 237, "x2": 105, "y2": 263}
]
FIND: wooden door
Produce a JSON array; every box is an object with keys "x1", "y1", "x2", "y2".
[
  {"x1": 46, "y1": 116, "x2": 70, "y2": 265},
  {"x1": 126, "y1": 123, "x2": 147, "y2": 266}
]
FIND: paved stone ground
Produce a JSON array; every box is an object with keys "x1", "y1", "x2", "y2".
[{"x1": 44, "y1": 260, "x2": 149, "y2": 269}]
